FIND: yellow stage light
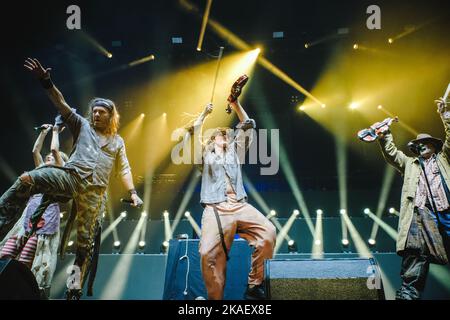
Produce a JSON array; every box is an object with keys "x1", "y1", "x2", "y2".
[{"x1": 349, "y1": 102, "x2": 359, "y2": 110}]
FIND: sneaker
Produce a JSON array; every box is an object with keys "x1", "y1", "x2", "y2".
[
  {"x1": 244, "y1": 284, "x2": 266, "y2": 300},
  {"x1": 395, "y1": 286, "x2": 420, "y2": 300},
  {"x1": 65, "y1": 289, "x2": 83, "y2": 300}
]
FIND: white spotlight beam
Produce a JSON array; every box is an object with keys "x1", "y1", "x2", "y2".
[
  {"x1": 274, "y1": 212, "x2": 297, "y2": 254},
  {"x1": 312, "y1": 213, "x2": 324, "y2": 258},
  {"x1": 101, "y1": 213, "x2": 126, "y2": 244},
  {"x1": 365, "y1": 210, "x2": 398, "y2": 241},
  {"x1": 171, "y1": 172, "x2": 201, "y2": 236},
  {"x1": 341, "y1": 213, "x2": 372, "y2": 258},
  {"x1": 164, "y1": 212, "x2": 173, "y2": 242},
  {"x1": 243, "y1": 172, "x2": 271, "y2": 214},
  {"x1": 370, "y1": 166, "x2": 396, "y2": 240},
  {"x1": 186, "y1": 215, "x2": 202, "y2": 238},
  {"x1": 99, "y1": 215, "x2": 146, "y2": 299}
]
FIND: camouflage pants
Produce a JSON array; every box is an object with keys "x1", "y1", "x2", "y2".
[
  {"x1": 0, "y1": 166, "x2": 106, "y2": 295},
  {"x1": 71, "y1": 184, "x2": 106, "y2": 293},
  {"x1": 0, "y1": 166, "x2": 79, "y2": 239}
]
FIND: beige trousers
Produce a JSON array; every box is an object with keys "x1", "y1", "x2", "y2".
[{"x1": 199, "y1": 190, "x2": 276, "y2": 300}]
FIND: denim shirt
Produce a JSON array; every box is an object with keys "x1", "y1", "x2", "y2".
[
  {"x1": 197, "y1": 119, "x2": 256, "y2": 205},
  {"x1": 62, "y1": 111, "x2": 131, "y2": 187}
]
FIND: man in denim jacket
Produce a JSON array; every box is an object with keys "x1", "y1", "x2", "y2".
[{"x1": 187, "y1": 98, "x2": 276, "y2": 300}]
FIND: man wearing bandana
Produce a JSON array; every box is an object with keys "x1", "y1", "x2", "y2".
[{"x1": 0, "y1": 58, "x2": 143, "y2": 299}]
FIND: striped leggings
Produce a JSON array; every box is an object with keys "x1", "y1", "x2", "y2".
[{"x1": 0, "y1": 235, "x2": 38, "y2": 268}]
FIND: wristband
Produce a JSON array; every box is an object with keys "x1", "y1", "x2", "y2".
[{"x1": 40, "y1": 76, "x2": 54, "y2": 89}]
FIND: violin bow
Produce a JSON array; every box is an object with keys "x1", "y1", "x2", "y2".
[{"x1": 210, "y1": 46, "x2": 224, "y2": 104}]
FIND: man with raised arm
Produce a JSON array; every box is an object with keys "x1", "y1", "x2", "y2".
[{"x1": 0, "y1": 58, "x2": 143, "y2": 299}]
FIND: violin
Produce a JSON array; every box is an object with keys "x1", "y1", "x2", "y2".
[
  {"x1": 226, "y1": 75, "x2": 249, "y2": 114},
  {"x1": 357, "y1": 116, "x2": 399, "y2": 142}
]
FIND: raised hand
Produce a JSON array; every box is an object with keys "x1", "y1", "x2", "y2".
[
  {"x1": 435, "y1": 97, "x2": 448, "y2": 114},
  {"x1": 24, "y1": 58, "x2": 52, "y2": 79},
  {"x1": 203, "y1": 103, "x2": 214, "y2": 115},
  {"x1": 53, "y1": 125, "x2": 65, "y2": 134},
  {"x1": 41, "y1": 123, "x2": 53, "y2": 134}
]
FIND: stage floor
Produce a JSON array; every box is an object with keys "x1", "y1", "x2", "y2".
[{"x1": 50, "y1": 250, "x2": 450, "y2": 300}]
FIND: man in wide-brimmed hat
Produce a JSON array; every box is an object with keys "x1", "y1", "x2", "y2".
[{"x1": 376, "y1": 97, "x2": 450, "y2": 300}]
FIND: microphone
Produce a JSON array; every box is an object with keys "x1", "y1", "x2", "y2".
[
  {"x1": 34, "y1": 125, "x2": 48, "y2": 131},
  {"x1": 120, "y1": 198, "x2": 134, "y2": 204},
  {"x1": 120, "y1": 198, "x2": 143, "y2": 208}
]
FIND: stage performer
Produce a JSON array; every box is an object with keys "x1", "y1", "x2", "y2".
[
  {"x1": 0, "y1": 122, "x2": 67, "y2": 299},
  {"x1": 184, "y1": 78, "x2": 276, "y2": 300},
  {"x1": 375, "y1": 97, "x2": 450, "y2": 300},
  {"x1": 0, "y1": 58, "x2": 143, "y2": 300}
]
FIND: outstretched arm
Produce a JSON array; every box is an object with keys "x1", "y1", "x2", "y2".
[
  {"x1": 24, "y1": 58, "x2": 72, "y2": 118},
  {"x1": 230, "y1": 100, "x2": 256, "y2": 153},
  {"x1": 32, "y1": 124, "x2": 52, "y2": 167},
  {"x1": 229, "y1": 100, "x2": 249, "y2": 123},
  {"x1": 437, "y1": 98, "x2": 450, "y2": 160},
  {"x1": 50, "y1": 125, "x2": 65, "y2": 166},
  {"x1": 187, "y1": 103, "x2": 213, "y2": 166},
  {"x1": 377, "y1": 130, "x2": 409, "y2": 174},
  {"x1": 193, "y1": 103, "x2": 213, "y2": 127}
]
